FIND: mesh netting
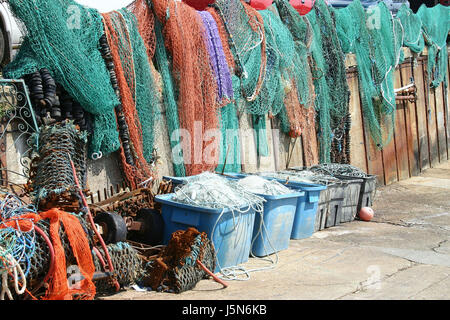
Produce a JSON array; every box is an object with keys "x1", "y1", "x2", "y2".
[
  {"x1": 93, "y1": 242, "x2": 145, "y2": 294},
  {"x1": 102, "y1": 9, "x2": 159, "y2": 187},
  {"x1": 306, "y1": 0, "x2": 350, "y2": 164},
  {"x1": 152, "y1": 0, "x2": 220, "y2": 176},
  {"x1": 396, "y1": 4, "x2": 425, "y2": 55},
  {"x1": 3, "y1": 0, "x2": 120, "y2": 157},
  {"x1": 212, "y1": 0, "x2": 267, "y2": 103},
  {"x1": 333, "y1": 0, "x2": 403, "y2": 150},
  {"x1": 144, "y1": 228, "x2": 215, "y2": 293},
  {"x1": 417, "y1": 4, "x2": 450, "y2": 89},
  {"x1": 28, "y1": 122, "x2": 87, "y2": 211}
]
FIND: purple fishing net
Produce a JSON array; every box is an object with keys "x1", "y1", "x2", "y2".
[{"x1": 199, "y1": 11, "x2": 234, "y2": 101}]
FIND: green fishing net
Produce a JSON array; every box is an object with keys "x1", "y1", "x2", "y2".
[
  {"x1": 114, "y1": 8, "x2": 160, "y2": 164},
  {"x1": 396, "y1": 4, "x2": 425, "y2": 55},
  {"x1": 306, "y1": 0, "x2": 350, "y2": 163},
  {"x1": 333, "y1": 0, "x2": 403, "y2": 149},
  {"x1": 217, "y1": 75, "x2": 242, "y2": 174},
  {"x1": 153, "y1": 16, "x2": 186, "y2": 177},
  {"x1": 3, "y1": 0, "x2": 120, "y2": 157},
  {"x1": 417, "y1": 4, "x2": 450, "y2": 89}
]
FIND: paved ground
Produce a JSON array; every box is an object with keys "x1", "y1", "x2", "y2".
[{"x1": 101, "y1": 162, "x2": 450, "y2": 300}]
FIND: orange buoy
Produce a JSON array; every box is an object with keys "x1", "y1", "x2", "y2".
[
  {"x1": 250, "y1": 0, "x2": 273, "y2": 10},
  {"x1": 359, "y1": 207, "x2": 374, "y2": 221}
]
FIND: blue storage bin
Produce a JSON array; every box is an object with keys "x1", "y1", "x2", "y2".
[
  {"x1": 224, "y1": 173, "x2": 326, "y2": 240},
  {"x1": 155, "y1": 194, "x2": 257, "y2": 273},
  {"x1": 276, "y1": 181, "x2": 327, "y2": 239},
  {"x1": 251, "y1": 191, "x2": 304, "y2": 257}
]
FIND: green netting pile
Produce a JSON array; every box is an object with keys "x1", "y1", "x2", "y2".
[
  {"x1": 417, "y1": 4, "x2": 450, "y2": 89},
  {"x1": 3, "y1": 0, "x2": 120, "y2": 157},
  {"x1": 333, "y1": 0, "x2": 403, "y2": 149},
  {"x1": 306, "y1": 0, "x2": 350, "y2": 163}
]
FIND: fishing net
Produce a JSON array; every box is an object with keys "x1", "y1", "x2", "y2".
[
  {"x1": 152, "y1": 0, "x2": 220, "y2": 176},
  {"x1": 306, "y1": 0, "x2": 350, "y2": 164},
  {"x1": 172, "y1": 172, "x2": 265, "y2": 210},
  {"x1": 237, "y1": 175, "x2": 295, "y2": 195},
  {"x1": 396, "y1": 4, "x2": 425, "y2": 55},
  {"x1": 199, "y1": 11, "x2": 234, "y2": 104},
  {"x1": 152, "y1": 14, "x2": 186, "y2": 177},
  {"x1": 258, "y1": 170, "x2": 340, "y2": 186},
  {"x1": 417, "y1": 4, "x2": 450, "y2": 89},
  {"x1": 144, "y1": 228, "x2": 215, "y2": 293},
  {"x1": 102, "y1": 9, "x2": 160, "y2": 188},
  {"x1": 27, "y1": 122, "x2": 87, "y2": 211},
  {"x1": 333, "y1": 0, "x2": 403, "y2": 150},
  {"x1": 94, "y1": 242, "x2": 145, "y2": 294},
  {"x1": 3, "y1": 0, "x2": 120, "y2": 157},
  {"x1": 216, "y1": 78, "x2": 242, "y2": 174},
  {"x1": 211, "y1": 0, "x2": 267, "y2": 103},
  {"x1": 307, "y1": 163, "x2": 371, "y2": 178},
  {"x1": 127, "y1": 0, "x2": 157, "y2": 61}
]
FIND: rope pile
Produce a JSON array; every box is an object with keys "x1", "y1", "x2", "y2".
[{"x1": 308, "y1": 163, "x2": 370, "y2": 178}]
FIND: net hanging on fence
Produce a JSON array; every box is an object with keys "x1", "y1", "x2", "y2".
[
  {"x1": 212, "y1": 0, "x2": 267, "y2": 104},
  {"x1": 102, "y1": 9, "x2": 159, "y2": 188},
  {"x1": 3, "y1": 0, "x2": 120, "y2": 157},
  {"x1": 152, "y1": 15, "x2": 186, "y2": 177},
  {"x1": 396, "y1": 4, "x2": 425, "y2": 55},
  {"x1": 152, "y1": 0, "x2": 220, "y2": 177},
  {"x1": 217, "y1": 75, "x2": 242, "y2": 174},
  {"x1": 417, "y1": 4, "x2": 450, "y2": 89},
  {"x1": 333, "y1": 0, "x2": 403, "y2": 150},
  {"x1": 306, "y1": 0, "x2": 350, "y2": 164},
  {"x1": 128, "y1": 0, "x2": 157, "y2": 61}
]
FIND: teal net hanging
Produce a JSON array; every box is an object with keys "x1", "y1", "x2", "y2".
[
  {"x1": 306, "y1": 0, "x2": 350, "y2": 164},
  {"x1": 417, "y1": 4, "x2": 450, "y2": 89},
  {"x1": 153, "y1": 15, "x2": 186, "y2": 177},
  {"x1": 114, "y1": 8, "x2": 160, "y2": 164},
  {"x1": 3, "y1": 0, "x2": 120, "y2": 157},
  {"x1": 333, "y1": 0, "x2": 403, "y2": 150}
]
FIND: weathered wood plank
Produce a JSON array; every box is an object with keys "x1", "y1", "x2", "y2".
[
  {"x1": 393, "y1": 67, "x2": 410, "y2": 181},
  {"x1": 422, "y1": 59, "x2": 439, "y2": 167},
  {"x1": 399, "y1": 60, "x2": 420, "y2": 177},
  {"x1": 347, "y1": 70, "x2": 368, "y2": 173},
  {"x1": 414, "y1": 58, "x2": 431, "y2": 170},
  {"x1": 434, "y1": 82, "x2": 447, "y2": 162}
]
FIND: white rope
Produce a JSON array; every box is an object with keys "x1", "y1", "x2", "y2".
[{"x1": 0, "y1": 246, "x2": 27, "y2": 300}]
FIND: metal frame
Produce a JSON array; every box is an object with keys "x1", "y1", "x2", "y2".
[{"x1": 0, "y1": 78, "x2": 39, "y2": 178}]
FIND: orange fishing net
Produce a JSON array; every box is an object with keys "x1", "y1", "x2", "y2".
[
  {"x1": 102, "y1": 12, "x2": 153, "y2": 189},
  {"x1": 128, "y1": 0, "x2": 157, "y2": 61},
  {"x1": 284, "y1": 81, "x2": 318, "y2": 166},
  {"x1": 206, "y1": 8, "x2": 236, "y2": 73},
  {"x1": 152, "y1": 0, "x2": 220, "y2": 176},
  {"x1": 39, "y1": 209, "x2": 95, "y2": 300}
]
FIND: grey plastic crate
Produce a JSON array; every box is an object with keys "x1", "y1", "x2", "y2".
[
  {"x1": 357, "y1": 175, "x2": 377, "y2": 214},
  {"x1": 335, "y1": 175, "x2": 364, "y2": 223},
  {"x1": 314, "y1": 183, "x2": 345, "y2": 231}
]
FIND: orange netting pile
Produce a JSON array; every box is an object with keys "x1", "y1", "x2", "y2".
[
  {"x1": 152, "y1": 0, "x2": 220, "y2": 176},
  {"x1": 1, "y1": 209, "x2": 96, "y2": 300},
  {"x1": 39, "y1": 209, "x2": 96, "y2": 300}
]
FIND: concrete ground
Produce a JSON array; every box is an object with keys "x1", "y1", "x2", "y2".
[{"x1": 101, "y1": 162, "x2": 450, "y2": 300}]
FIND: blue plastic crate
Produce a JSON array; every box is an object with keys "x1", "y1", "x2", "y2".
[
  {"x1": 224, "y1": 173, "x2": 326, "y2": 240},
  {"x1": 272, "y1": 180, "x2": 327, "y2": 239},
  {"x1": 154, "y1": 194, "x2": 257, "y2": 273},
  {"x1": 251, "y1": 191, "x2": 304, "y2": 257}
]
